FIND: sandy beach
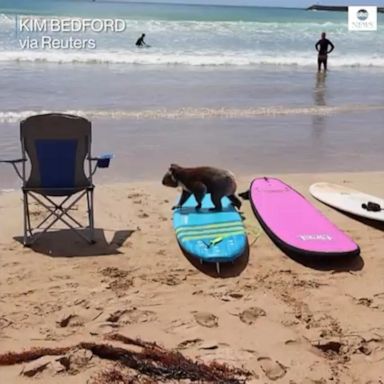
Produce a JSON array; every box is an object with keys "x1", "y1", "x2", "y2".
[
  {"x1": 1, "y1": 2, "x2": 383, "y2": 382},
  {"x1": 1, "y1": 171, "x2": 384, "y2": 383}
]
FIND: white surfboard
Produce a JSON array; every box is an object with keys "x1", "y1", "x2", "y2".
[{"x1": 310, "y1": 183, "x2": 384, "y2": 222}]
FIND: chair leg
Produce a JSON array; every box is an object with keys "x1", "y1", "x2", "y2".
[
  {"x1": 23, "y1": 189, "x2": 97, "y2": 245},
  {"x1": 23, "y1": 192, "x2": 31, "y2": 246},
  {"x1": 87, "y1": 189, "x2": 95, "y2": 244}
]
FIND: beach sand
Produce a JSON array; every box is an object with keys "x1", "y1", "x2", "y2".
[{"x1": 1, "y1": 171, "x2": 384, "y2": 383}]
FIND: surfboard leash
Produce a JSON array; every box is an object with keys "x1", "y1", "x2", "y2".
[
  {"x1": 245, "y1": 223, "x2": 262, "y2": 247},
  {"x1": 362, "y1": 201, "x2": 384, "y2": 212}
]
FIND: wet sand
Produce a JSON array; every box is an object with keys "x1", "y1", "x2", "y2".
[
  {"x1": 1, "y1": 64, "x2": 384, "y2": 191},
  {"x1": 2, "y1": 108, "x2": 384, "y2": 190}
]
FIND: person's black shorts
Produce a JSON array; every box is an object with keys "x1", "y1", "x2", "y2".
[{"x1": 318, "y1": 54, "x2": 328, "y2": 64}]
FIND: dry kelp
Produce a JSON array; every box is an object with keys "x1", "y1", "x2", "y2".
[
  {"x1": 0, "y1": 334, "x2": 251, "y2": 383},
  {"x1": 90, "y1": 367, "x2": 157, "y2": 384},
  {"x1": 0, "y1": 346, "x2": 71, "y2": 366}
]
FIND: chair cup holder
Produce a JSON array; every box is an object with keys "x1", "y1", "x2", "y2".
[{"x1": 97, "y1": 154, "x2": 112, "y2": 168}]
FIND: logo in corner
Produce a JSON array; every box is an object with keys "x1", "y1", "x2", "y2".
[
  {"x1": 357, "y1": 9, "x2": 369, "y2": 21},
  {"x1": 349, "y1": 6, "x2": 377, "y2": 31}
]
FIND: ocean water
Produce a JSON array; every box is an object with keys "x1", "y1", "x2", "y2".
[
  {"x1": 0, "y1": 0, "x2": 383, "y2": 67},
  {"x1": 0, "y1": 1, "x2": 383, "y2": 189}
]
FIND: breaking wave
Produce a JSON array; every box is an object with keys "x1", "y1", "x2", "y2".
[{"x1": 1, "y1": 104, "x2": 384, "y2": 123}]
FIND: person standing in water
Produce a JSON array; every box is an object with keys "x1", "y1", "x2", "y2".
[
  {"x1": 135, "y1": 33, "x2": 149, "y2": 47},
  {"x1": 315, "y1": 32, "x2": 334, "y2": 72}
]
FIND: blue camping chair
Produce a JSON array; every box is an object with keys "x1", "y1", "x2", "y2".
[{"x1": 0, "y1": 113, "x2": 112, "y2": 246}]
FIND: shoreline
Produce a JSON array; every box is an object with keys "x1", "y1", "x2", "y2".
[
  {"x1": 2, "y1": 170, "x2": 384, "y2": 194},
  {"x1": 2, "y1": 170, "x2": 384, "y2": 196},
  {"x1": 1, "y1": 108, "x2": 384, "y2": 191},
  {"x1": 1, "y1": 65, "x2": 383, "y2": 193}
]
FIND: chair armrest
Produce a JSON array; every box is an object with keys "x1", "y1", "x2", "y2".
[
  {"x1": 0, "y1": 158, "x2": 27, "y2": 179},
  {"x1": 0, "y1": 158, "x2": 26, "y2": 164}
]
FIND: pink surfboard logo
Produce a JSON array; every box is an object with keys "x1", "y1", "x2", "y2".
[{"x1": 299, "y1": 234, "x2": 332, "y2": 241}]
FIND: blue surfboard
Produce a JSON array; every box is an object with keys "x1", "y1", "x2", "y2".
[{"x1": 173, "y1": 194, "x2": 247, "y2": 274}]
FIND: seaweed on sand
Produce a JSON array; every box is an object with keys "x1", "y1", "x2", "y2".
[{"x1": 0, "y1": 333, "x2": 251, "y2": 383}]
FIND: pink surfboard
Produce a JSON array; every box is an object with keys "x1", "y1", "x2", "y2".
[{"x1": 250, "y1": 178, "x2": 360, "y2": 257}]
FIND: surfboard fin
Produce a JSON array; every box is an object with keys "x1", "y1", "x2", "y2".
[{"x1": 239, "y1": 190, "x2": 250, "y2": 200}]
